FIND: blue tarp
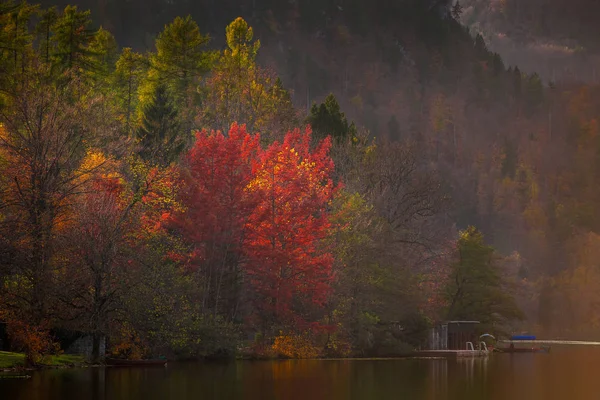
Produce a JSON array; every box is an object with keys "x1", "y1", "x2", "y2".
[{"x1": 511, "y1": 335, "x2": 536, "y2": 340}]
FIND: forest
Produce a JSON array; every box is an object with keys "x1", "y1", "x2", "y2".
[{"x1": 1, "y1": 0, "x2": 600, "y2": 365}]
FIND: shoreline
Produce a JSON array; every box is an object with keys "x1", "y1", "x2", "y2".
[
  {"x1": 0, "y1": 355, "x2": 494, "y2": 374},
  {"x1": 1, "y1": 362, "x2": 94, "y2": 373},
  {"x1": 0, "y1": 353, "x2": 439, "y2": 373}
]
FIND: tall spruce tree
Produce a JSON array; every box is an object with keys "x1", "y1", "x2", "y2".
[{"x1": 136, "y1": 84, "x2": 185, "y2": 166}]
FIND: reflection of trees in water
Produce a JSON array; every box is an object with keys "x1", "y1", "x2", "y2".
[
  {"x1": 270, "y1": 360, "x2": 352, "y2": 400},
  {"x1": 427, "y1": 360, "x2": 448, "y2": 399},
  {"x1": 432, "y1": 357, "x2": 488, "y2": 398}
]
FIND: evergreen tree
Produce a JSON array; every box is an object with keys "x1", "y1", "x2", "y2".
[
  {"x1": 474, "y1": 33, "x2": 488, "y2": 58},
  {"x1": 139, "y1": 15, "x2": 212, "y2": 136},
  {"x1": 113, "y1": 48, "x2": 147, "y2": 135},
  {"x1": 306, "y1": 93, "x2": 357, "y2": 142},
  {"x1": 0, "y1": 2, "x2": 36, "y2": 78},
  {"x1": 136, "y1": 84, "x2": 185, "y2": 166},
  {"x1": 35, "y1": 6, "x2": 58, "y2": 65},
  {"x1": 513, "y1": 66, "x2": 522, "y2": 99},
  {"x1": 88, "y1": 27, "x2": 118, "y2": 80},
  {"x1": 445, "y1": 227, "x2": 523, "y2": 328},
  {"x1": 153, "y1": 15, "x2": 211, "y2": 98},
  {"x1": 51, "y1": 5, "x2": 96, "y2": 73},
  {"x1": 524, "y1": 72, "x2": 544, "y2": 114}
]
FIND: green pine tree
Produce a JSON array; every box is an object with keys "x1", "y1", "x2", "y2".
[
  {"x1": 1, "y1": 2, "x2": 36, "y2": 76},
  {"x1": 136, "y1": 84, "x2": 185, "y2": 166},
  {"x1": 501, "y1": 139, "x2": 517, "y2": 179},
  {"x1": 88, "y1": 27, "x2": 118, "y2": 80},
  {"x1": 113, "y1": 48, "x2": 147, "y2": 135},
  {"x1": 153, "y1": 15, "x2": 212, "y2": 98},
  {"x1": 306, "y1": 93, "x2": 357, "y2": 142},
  {"x1": 51, "y1": 5, "x2": 96, "y2": 73},
  {"x1": 35, "y1": 6, "x2": 58, "y2": 65},
  {"x1": 513, "y1": 66, "x2": 522, "y2": 99},
  {"x1": 445, "y1": 227, "x2": 523, "y2": 329}
]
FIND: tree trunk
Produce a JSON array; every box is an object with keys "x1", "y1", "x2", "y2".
[
  {"x1": 92, "y1": 269, "x2": 104, "y2": 363},
  {"x1": 92, "y1": 331, "x2": 103, "y2": 363}
]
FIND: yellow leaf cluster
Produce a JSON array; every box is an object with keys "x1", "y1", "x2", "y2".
[
  {"x1": 79, "y1": 149, "x2": 107, "y2": 174},
  {"x1": 76, "y1": 149, "x2": 123, "y2": 185},
  {"x1": 271, "y1": 333, "x2": 320, "y2": 359}
]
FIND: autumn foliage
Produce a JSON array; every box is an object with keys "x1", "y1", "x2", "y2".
[
  {"x1": 244, "y1": 128, "x2": 336, "y2": 329},
  {"x1": 271, "y1": 332, "x2": 321, "y2": 359},
  {"x1": 170, "y1": 124, "x2": 336, "y2": 332},
  {"x1": 3, "y1": 317, "x2": 60, "y2": 366},
  {"x1": 173, "y1": 123, "x2": 259, "y2": 273}
]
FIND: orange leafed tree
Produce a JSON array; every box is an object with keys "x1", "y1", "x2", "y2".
[
  {"x1": 244, "y1": 127, "x2": 336, "y2": 331},
  {"x1": 0, "y1": 76, "x2": 104, "y2": 362},
  {"x1": 67, "y1": 151, "x2": 181, "y2": 362}
]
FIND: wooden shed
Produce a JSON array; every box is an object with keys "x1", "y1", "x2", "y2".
[{"x1": 429, "y1": 321, "x2": 480, "y2": 350}]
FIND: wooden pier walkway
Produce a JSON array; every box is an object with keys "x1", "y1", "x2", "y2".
[{"x1": 412, "y1": 350, "x2": 489, "y2": 360}]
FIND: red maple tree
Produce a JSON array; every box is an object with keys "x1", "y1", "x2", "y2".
[
  {"x1": 244, "y1": 127, "x2": 336, "y2": 331},
  {"x1": 171, "y1": 123, "x2": 261, "y2": 317}
]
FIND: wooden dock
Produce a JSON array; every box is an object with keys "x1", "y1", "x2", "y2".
[{"x1": 412, "y1": 350, "x2": 489, "y2": 360}]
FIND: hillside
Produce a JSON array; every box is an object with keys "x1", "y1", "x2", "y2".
[
  {"x1": 31, "y1": 0, "x2": 600, "y2": 337},
  {"x1": 459, "y1": 0, "x2": 600, "y2": 82}
]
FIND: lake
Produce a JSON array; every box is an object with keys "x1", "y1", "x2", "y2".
[{"x1": 1, "y1": 346, "x2": 598, "y2": 399}]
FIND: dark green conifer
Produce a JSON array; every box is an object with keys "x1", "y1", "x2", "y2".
[
  {"x1": 136, "y1": 84, "x2": 185, "y2": 166},
  {"x1": 306, "y1": 93, "x2": 357, "y2": 142}
]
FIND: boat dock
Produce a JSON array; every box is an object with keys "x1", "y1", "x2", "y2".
[{"x1": 426, "y1": 321, "x2": 490, "y2": 359}]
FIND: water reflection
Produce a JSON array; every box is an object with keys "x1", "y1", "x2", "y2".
[
  {"x1": 2, "y1": 348, "x2": 600, "y2": 400},
  {"x1": 427, "y1": 359, "x2": 448, "y2": 398}
]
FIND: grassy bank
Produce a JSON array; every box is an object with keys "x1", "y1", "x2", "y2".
[{"x1": 0, "y1": 351, "x2": 85, "y2": 369}]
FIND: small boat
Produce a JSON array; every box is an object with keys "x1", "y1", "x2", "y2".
[
  {"x1": 105, "y1": 357, "x2": 167, "y2": 367},
  {"x1": 511, "y1": 335, "x2": 537, "y2": 341},
  {"x1": 497, "y1": 334, "x2": 551, "y2": 353}
]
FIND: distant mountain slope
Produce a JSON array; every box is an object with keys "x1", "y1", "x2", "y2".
[{"x1": 459, "y1": 0, "x2": 600, "y2": 82}]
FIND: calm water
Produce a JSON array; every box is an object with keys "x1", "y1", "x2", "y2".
[{"x1": 2, "y1": 346, "x2": 599, "y2": 400}]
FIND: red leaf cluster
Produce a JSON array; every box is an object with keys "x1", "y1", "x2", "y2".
[
  {"x1": 171, "y1": 123, "x2": 336, "y2": 330},
  {"x1": 245, "y1": 127, "x2": 335, "y2": 326}
]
